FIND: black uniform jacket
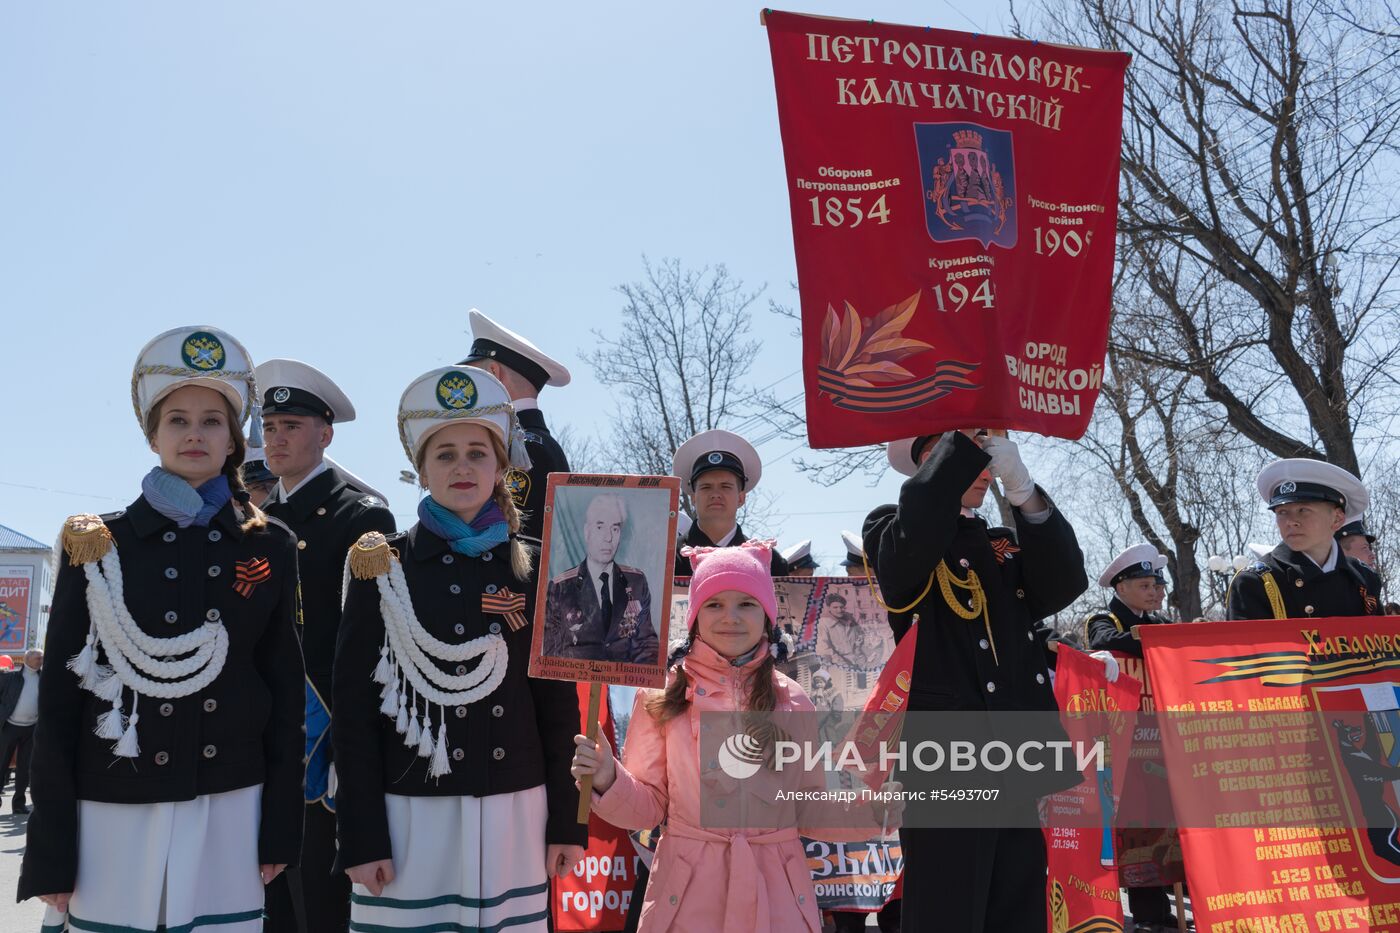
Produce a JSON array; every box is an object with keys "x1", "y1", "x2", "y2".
[
  {"x1": 543, "y1": 561, "x2": 659, "y2": 663},
  {"x1": 509, "y1": 407, "x2": 570, "y2": 545},
  {"x1": 1085, "y1": 596, "x2": 1168, "y2": 659},
  {"x1": 20, "y1": 497, "x2": 305, "y2": 900},
  {"x1": 263, "y1": 463, "x2": 396, "y2": 706},
  {"x1": 1227, "y1": 544, "x2": 1383, "y2": 621},
  {"x1": 673, "y1": 523, "x2": 791, "y2": 578},
  {"x1": 332, "y1": 524, "x2": 587, "y2": 872},
  {"x1": 861, "y1": 431, "x2": 1088, "y2": 714}
]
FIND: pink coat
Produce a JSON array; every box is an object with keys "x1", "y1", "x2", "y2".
[{"x1": 593, "y1": 640, "x2": 877, "y2": 933}]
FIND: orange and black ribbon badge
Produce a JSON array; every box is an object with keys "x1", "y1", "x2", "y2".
[
  {"x1": 990, "y1": 537, "x2": 1021, "y2": 564},
  {"x1": 234, "y1": 557, "x2": 272, "y2": 598},
  {"x1": 482, "y1": 588, "x2": 529, "y2": 631}
]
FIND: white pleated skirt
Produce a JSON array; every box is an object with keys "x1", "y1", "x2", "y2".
[
  {"x1": 40, "y1": 785, "x2": 264, "y2": 933},
  {"x1": 349, "y1": 784, "x2": 549, "y2": 932}
]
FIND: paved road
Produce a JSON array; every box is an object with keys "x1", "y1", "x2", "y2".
[{"x1": 1, "y1": 810, "x2": 46, "y2": 932}]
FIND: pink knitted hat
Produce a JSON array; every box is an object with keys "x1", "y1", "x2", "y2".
[{"x1": 682, "y1": 541, "x2": 779, "y2": 630}]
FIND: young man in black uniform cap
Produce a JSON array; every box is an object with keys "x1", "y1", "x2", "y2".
[
  {"x1": 864, "y1": 429, "x2": 1089, "y2": 933},
  {"x1": 255, "y1": 358, "x2": 397, "y2": 933},
  {"x1": 1085, "y1": 544, "x2": 1172, "y2": 657},
  {"x1": 1337, "y1": 516, "x2": 1378, "y2": 569},
  {"x1": 671, "y1": 429, "x2": 789, "y2": 577},
  {"x1": 1228, "y1": 459, "x2": 1382, "y2": 620},
  {"x1": 461, "y1": 308, "x2": 571, "y2": 546}
]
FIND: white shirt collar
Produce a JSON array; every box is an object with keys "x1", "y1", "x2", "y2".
[
  {"x1": 512, "y1": 397, "x2": 540, "y2": 413},
  {"x1": 714, "y1": 525, "x2": 739, "y2": 547},
  {"x1": 1305, "y1": 540, "x2": 1340, "y2": 573},
  {"x1": 274, "y1": 459, "x2": 329, "y2": 502}
]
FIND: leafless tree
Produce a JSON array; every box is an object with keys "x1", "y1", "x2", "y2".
[
  {"x1": 1023, "y1": 0, "x2": 1400, "y2": 473},
  {"x1": 582, "y1": 257, "x2": 780, "y2": 530}
]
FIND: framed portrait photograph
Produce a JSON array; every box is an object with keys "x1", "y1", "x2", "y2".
[{"x1": 529, "y1": 473, "x2": 681, "y2": 688}]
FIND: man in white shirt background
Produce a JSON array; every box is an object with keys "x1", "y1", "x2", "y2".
[{"x1": 1, "y1": 650, "x2": 43, "y2": 815}]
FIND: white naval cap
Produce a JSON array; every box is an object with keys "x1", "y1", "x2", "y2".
[
  {"x1": 839, "y1": 530, "x2": 866, "y2": 567},
  {"x1": 672, "y1": 429, "x2": 762, "y2": 495},
  {"x1": 397, "y1": 366, "x2": 531, "y2": 470},
  {"x1": 461, "y1": 308, "x2": 571, "y2": 389},
  {"x1": 1098, "y1": 543, "x2": 1168, "y2": 588},
  {"x1": 131, "y1": 325, "x2": 256, "y2": 429},
  {"x1": 1256, "y1": 458, "x2": 1368, "y2": 515},
  {"x1": 254, "y1": 358, "x2": 356, "y2": 424},
  {"x1": 886, "y1": 434, "x2": 943, "y2": 477},
  {"x1": 781, "y1": 539, "x2": 817, "y2": 571}
]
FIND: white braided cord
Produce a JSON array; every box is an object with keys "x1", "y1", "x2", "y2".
[{"x1": 80, "y1": 551, "x2": 229, "y2": 699}]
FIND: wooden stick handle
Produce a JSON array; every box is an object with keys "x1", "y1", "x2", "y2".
[
  {"x1": 1174, "y1": 882, "x2": 1188, "y2": 933},
  {"x1": 577, "y1": 682, "x2": 604, "y2": 824}
]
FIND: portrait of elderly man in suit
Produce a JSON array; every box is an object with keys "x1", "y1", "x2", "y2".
[{"x1": 543, "y1": 493, "x2": 659, "y2": 663}]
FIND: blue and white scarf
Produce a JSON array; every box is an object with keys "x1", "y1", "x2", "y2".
[
  {"x1": 141, "y1": 467, "x2": 232, "y2": 528},
  {"x1": 417, "y1": 496, "x2": 509, "y2": 556}
]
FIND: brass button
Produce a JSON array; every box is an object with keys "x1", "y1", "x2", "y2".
[
  {"x1": 492, "y1": 747, "x2": 505, "y2": 761},
  {"x1": 986, "y1": 682, "x2": 997, "y2": 693},
  {"x1": 454, "y1": 623, "x2": 465, "y2": 635},
  {"x1": 912, "y1": 613, "x2": 920, "y2": 623},
  {"x1": 1305, "y1": 605, "x2": 1315, "y2": 615},
  {"x1": 206, "y1": 609, "x2": 220, "y2": 622},
  {"x1": 208, "y1": 530, "x2": 222, "y2": 542},
  {"x1": 978, "y1": 639, "x2": 990, "y2": 650},
  {"x1": 1016, "y1": 589, "x2": 1026, "y2": 599},
  {"x1": 159, "y1": 702, "x2": 174, "y2": 717},
  {"x1": 207, "y1": 565, "x2": 221, "y2": 578},
  {"x1": 1295, "y1": 579, "x2": 1304, "y2": 588},
  {"x1": 450, "y1": 584, "x2": 461, "y2": 595},
  {"x1": 202, "y1": 744, "x2": 217, "y2": 759},
  {"x1": 297, "y1": 540, "x2": 307, "y2": 551},
  {"x1": 163, "y1": 531, "x2": 177, "y2": 543},
  {"x1": 316, "y1": 507, "x2": 327, "y2": 516},
  {"x1": 442, "y1": 554, "x2": 454, "y2": 565},
  {"x1": 482, "y1": 552, "x2": 493, "y2": 562},
  {"x1": 1026, "y1": 630, "x2": 1034, "y2": 641},
  {"x1": 485, "y1": 584, "x2": 498, "y2": 594},
  {"x1": 165, "y1": 567, "x2": 178, "y2": 579},
  {"x1": 154, "y1": 751, "x2": 170, "y2": 766},
  {"x1": 489, "y1": 622, "x2": 502, "y2": 635},
  {"x1": 203, "y1": 699, "x2": 217, "y2": 713},
  {"x1": 455, "y1": 706, "x2": 467, "y2": 718},
  {"x1": 1036, "y1": 673, "x2": 1046, "y2": 684},
  {"x1": 452, "y1": 748, "x2": 464, "y2": 762},
  {"x1": 492, "y1": 705, "x2": 504, "y2": 718},
  {"x1": 165, "y1": 611, "x2": 178, "y2": 624}
]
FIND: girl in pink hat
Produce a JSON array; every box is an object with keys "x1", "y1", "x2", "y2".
[{"x1": 571, "y1": 542, "x2": 900, "y2": 933}]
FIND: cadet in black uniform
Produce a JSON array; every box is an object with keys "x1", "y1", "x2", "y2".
[
  {"x1": 1085, "y1": 544, "x2": 1171, "y2": 658},
  {"x1": 332, "y1": 365, "x2": 585, "y2": 932},
  {"x1": 460, "y1": 308, "x2": 572, "y2": 546},
  {"x1": 863, "y1": 430, "x2": 1089, "y2": 933},
  {"x1": 781, "y1": 540, "x2": 818, "y2": 576},
  {"x1": 254, "y1": 358, "x2": 397, "y2": 933},
  {"x1": 671, "y1": 429, "x2": 790, "y2": 577},
  {"x1": 1337, "y1": 516, "x2": 1378, "y2": 569},
  {"x1": 21, "y1": 326, "x2": 304, "y2": 931},
  {"x1": 1228, "y1": 459, "x2": 1382, "y2": 620}
]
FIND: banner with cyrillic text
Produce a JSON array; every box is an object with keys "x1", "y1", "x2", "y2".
[
  {"x1": 1142, "y1": 617, "x2": 1400, "y2": 931},
  {"x1": 763, "y1": 10, "x2": 1128, "y2": 447}
]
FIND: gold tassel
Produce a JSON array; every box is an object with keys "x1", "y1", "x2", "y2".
[
  {"x1": 349, "y1": 531, "x2": 394, "y2": 580},
  {"x1": 63, "y1": 514, "x2": 113, "y2": 566}
]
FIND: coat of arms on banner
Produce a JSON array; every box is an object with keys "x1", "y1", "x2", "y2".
[
  {"x1": 916, "y1": 123, "x2": 1017, "y2": 249},
  {"x1": 1315, "y1": 683, "x2": 1400, "y2": 882}
]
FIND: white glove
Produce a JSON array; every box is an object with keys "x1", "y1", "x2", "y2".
[
  {"x1": 1089, "y1": 650, "x2": 1120, "y2": 683},
  {"x1": 980, "y1": 435, "x2": 1035, "y2": 507}
]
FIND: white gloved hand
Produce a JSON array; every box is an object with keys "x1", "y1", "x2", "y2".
[
  {"x1": 980, "y1": 435, "x2": 1036, "y2": 507},
  {"x1": 1089, "y1": 650, "x2": 1120, "y2": 683}
]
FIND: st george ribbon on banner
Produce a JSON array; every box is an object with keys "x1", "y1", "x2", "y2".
[{"x1": 762, "y1": 10, "x2": 1129, "y2": 447}]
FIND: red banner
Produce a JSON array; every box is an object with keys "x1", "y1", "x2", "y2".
[
  {"x1": 1111, "y1": 653, "x2": 1186, "y2": 891},
  {"x1": 763, "y1": 11, "x2": 1128, "y2": 447},
  {"x1": 1043, "y1": 646, "x2": 1141, "y2": 932},
  {"x1": 1142, "y1": 617, "x2": 1400, "y2": 931}
]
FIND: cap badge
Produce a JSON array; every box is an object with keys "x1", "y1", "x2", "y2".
[
  {"x1": 1140, "y1": 560, "x2": 1152, "y2": 571},
  {"x1": 436, "y1": 371, "x2": 479, "y2": 411},
  {"x1": 1279, "y1": 481, "x2": 1297, "y2": 495},
  {"x1": 707, "y1": 452, "x2": 724, "y2": 465},
  {"x1": 272, "y1": 387, "x2": 291, "y2": 403},
  {"x1": 181, "y1": 331, "x2": 226, "y2": 371}
]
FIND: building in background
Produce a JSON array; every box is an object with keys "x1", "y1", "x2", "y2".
[{"x1": 0, "y1": 524, "x2": 54, "y2": 657}]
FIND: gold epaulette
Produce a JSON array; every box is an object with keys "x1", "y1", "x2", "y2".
[
  {"x1": 348, "y1": 531, "x2": 397, "y2": 580},
  {"x1": 62, "y1": 514, "x2": 113, "y2": 566}
]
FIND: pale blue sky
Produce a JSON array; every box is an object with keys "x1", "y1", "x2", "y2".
[{"x1": 0, "y1": 0, "x2": 1007, "y2": 573}]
